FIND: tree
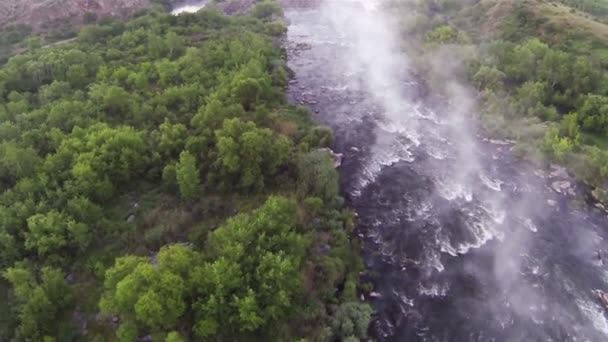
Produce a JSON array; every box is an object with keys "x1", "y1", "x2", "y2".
[
  {"x1": 193, "y1": 196, "x2": 308, "y2": 339},
  {"x1": 24, "y1": 210, "x2": 89, "y2": 257},
  {"x1": 175, "y1": 150, "x2": 200, "y2": 199},
  {"x1": 100, "y1": 245, "x2": 198, "y2": 336},
  {"x1": 158, "y1": 119, "x2": 187, "y2": 158},
  {"x1": 297, "y1": 150, "x2": 340, "y2": 204},
  {"x1": 165, "y1": 331, "x2": 184, "y2": 342},
  {"x1": 425, "y1": 25, "x2": 461, "y2": 44},
  {"x1": 3, "y1": 266, "x2": 72, "y2": 340},
  {"x1": 165, "y1": 32, "x2": 184, "y2": 58},
  {"x1": 215, "y1": 119, "x2": 292, "y2": 191},
  {"x1": 472, "y1": 65, "x2": 505, "y2": 92},
  {"x1": 330, "y1": 302, "x2": 373, "y2": 340},
  {"x1": 88, "y1": 84, "x2": 131, "y2": 117},
  {"x1": 579, "y1": 94, "x2": 608, "y2": 133}
]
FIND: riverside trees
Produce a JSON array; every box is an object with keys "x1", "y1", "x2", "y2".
[{"x1": 0, "y1": 2, "x2": 370, "y2": 340}]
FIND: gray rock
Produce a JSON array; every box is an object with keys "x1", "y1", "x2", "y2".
[
  {"x1": 547, "y1": 199, "x2": 557, "y2": 207},
  {"x1": 549, "y1": 164, "x2": 569, "y2": 179},
  {"x1": 126, "y1": 214, "x2": 136, "y2": 223},
  {"x1": 138, "y1": 335, "x2": 153, "y2": 342},
  {"x1": 314, "y1": 243, "x2": 331, "y2": 256},
  {"x1": 551, "y1": 180, "x2": 572, "y2": 195}
]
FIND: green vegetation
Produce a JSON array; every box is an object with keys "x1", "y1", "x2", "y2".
[
  {"x1": 0, "y1": 3, "x2": 370, "y2": 340},
  {"x1": 391, "y1": 0, "x2": 608, "y2": 204}
]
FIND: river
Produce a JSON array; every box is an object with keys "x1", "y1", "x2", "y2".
[
  {"x1": 171, "y1": 0, "x2": 208, "y2": 15},
  {"x1": 173, "y1": 0, "x2": 608, "y2": 340},
  {"x1": 285, "y1": 1, "x2": 608, "y2": 341}
]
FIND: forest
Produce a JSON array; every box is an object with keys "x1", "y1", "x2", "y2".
[{"x1": 0, "y1": 1, "x2": 371, "y2": 341}]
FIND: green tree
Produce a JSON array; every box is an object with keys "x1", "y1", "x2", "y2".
[
  {"x1": 331, "y1": 302, "x2": 373, "y2": 340},
  {"x1": 3, "y1": 266, "x2": 72, "y2": 340},
  {"x1": 193, "y1": 196, "x2": 308, "y2": 339},
  {"x1": 215, "y1": 119, "x2": 291, "y2": 191},
  {"x1": 175, "y1": 150, "x2": 200, "y2": 200},
  {"x1": 297, "y1": 150, "x2": 340, "y2": 204},
  {"x1": 100, "y1": 245, "x2": 198, "y2": 336}
]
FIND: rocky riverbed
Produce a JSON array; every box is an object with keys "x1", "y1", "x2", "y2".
[{"x1": 285, "y1": 1, "x2": 608, "y2": 341}]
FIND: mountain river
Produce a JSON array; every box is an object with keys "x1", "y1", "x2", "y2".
[{"x1": 174, "y1": 1, "x2": 608, "y2": 340}]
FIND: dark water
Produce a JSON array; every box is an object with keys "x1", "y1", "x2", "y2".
[{"x1": 285, "y1": 1, "x2": 608, "y2": 341}]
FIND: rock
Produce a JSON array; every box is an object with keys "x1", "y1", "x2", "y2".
[
  {"x1": 111, "y1": 315, "x2": 120, "y2": 325},
  {"x1": 369, "y1": 291, "x2": 382, "y2": 298},
  {"x1": 596, "y1": 203, "x2": 606, "y2": 211},
  {"x1": 289, "y1": 79, "x2": 298, "y2": 84},
  {"x1": 313, "y1": 243, "x2": 331, "y2": 256},
  {"x1": 72, "y1": 308, "x2": 88, "y2": 336},
  {"x1": 150, "y1": 252, "x2": 158, "y2": 265},
  {"x1": 318, "y1": 147, "x2": 343, "y2": 168},
  {"x1": 547, "y1": 199, "x2": 557, "y2": 207},
  {"x1": 138, "y1": 335, "x2": 153, "y2": 342},
  {"x1": 551, "y1": 180, "x2": 572, "y2": 195},
  {"x1": 126, "y1": 214, "x2": 136, "y2": 223},
  {"x1": 65, "y1": 273, "x2": 75, "y2": 285},
  {"x1": 595, "y1": 290, "x2": 608, "y2": 310},
  {"x1": 549, "y1": 164, "x2": 569, "y2": 179}
]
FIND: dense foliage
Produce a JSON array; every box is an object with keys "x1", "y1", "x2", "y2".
[
  {"x1": 0, "y1": 3, "x2": 370, "y2": 340},
  {"x1": 468, "y1": 2, "x2": 608, "y2": 201}
]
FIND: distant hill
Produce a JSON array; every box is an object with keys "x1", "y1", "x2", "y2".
[{"x1": 0, "y1": 0, "x2": 155, "y2": 31}]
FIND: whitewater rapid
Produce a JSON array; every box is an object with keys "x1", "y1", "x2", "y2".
[{"x1": 285, "y1": 1, "x2": 608, "y2": 341}]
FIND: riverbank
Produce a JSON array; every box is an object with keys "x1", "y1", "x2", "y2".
[{"x1": 386, "y1": 0, "x2": 608, "y2": 209}]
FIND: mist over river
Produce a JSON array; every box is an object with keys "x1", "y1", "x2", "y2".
[
  {"x1": 170, "y1": 0, "x2": 608, "y2": 340},
  {"x1": 284, "y1": 1, "x2": 608, "y2": 341}
]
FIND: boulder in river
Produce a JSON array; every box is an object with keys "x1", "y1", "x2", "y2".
[
  {"x1": 551, "y1": 180, "x2": 574, "y2": 196},
  {"x1": 595, "y1": 290, "x2": 608, "y2": 310}
]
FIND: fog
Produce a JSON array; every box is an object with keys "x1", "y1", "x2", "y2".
[{"x1": 299, "y1": 0, "x2": 608, "y2": 340}]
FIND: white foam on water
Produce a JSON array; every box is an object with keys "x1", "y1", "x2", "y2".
[
  {"x1": 171, "y1": 1, "x2": 207, "y2": 14},
  {"x1": 424, "y1": 248, "x2": 445, "y2": 273},
  {"x1": 418, "y1": 282, "x2": 449, "y2": 297},
  {"x1": 353, "y1": 133, "x2": 416, "y2": 196},
  {"x1": 393, "y1": 289, "x2": 415, "y2": 310},
  {"x1": 435, "y1": 177, "x2": 473, "y2": 202},
  {"x1": 524, "y1": 218, "x2": 538, "y2": 233},
  {"x1": 426, "y1": 144, "x2": 448, "y2": 160},
  {"x1": 414, "y1": 105, "x2": 444, "y2": 125},
  {"x1": 438, "y1": 209, "x2": 503, "y2": 256},
  {"x1": 479, "y1": 172, "x2": 503, "y2": 192},
  {"x1": 577, "y1": 298, "x2": 608, "y2": 337},
  {"x1": 376, "y1": 119, "x2": 421, "y2": 147}
]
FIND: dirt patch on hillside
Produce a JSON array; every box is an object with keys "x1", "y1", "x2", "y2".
[{"x1": 0, "y1": 0, "x2": 153, "y2": 30}]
